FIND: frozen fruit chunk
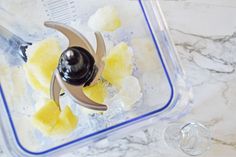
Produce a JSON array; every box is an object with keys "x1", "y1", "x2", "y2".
[
  {"x1": 50, "y1": 106, "x2": 78, "y2": 135},
  {"x1": 102, "y1": 42, "x2": 133, "y2": 87},
  {"x1": 32, "y1": 100, "x2": 60, "y2": 135},
  {"x1": 114, "y1": 76, "x2": 142, "y2": 110},
  {"x1": 24, "y1": 38, "x2": 62, "y2": 96},
  {"x1": 131, "y1": 38, "x2": 161, "y2": 73},
  {"x1": 24, "y1": 65, "x2": 49, "y2": 95},
  {"x1": 88, "y1": 6, "x2": 121, "y2": 32},
  {"x1": 82, "y1": 80, "x2": 107, "y2": 104},
  {"x1": 32, "y1": 99, "x2": 78, "y2": 136}
]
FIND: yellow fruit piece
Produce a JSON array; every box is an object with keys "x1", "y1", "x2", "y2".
[
  {"x1": 88, "y1": 6, "x2": 121, "y2": 32},
  {"x1": 32, "y1": 100, "x2": 60, "y2": 135},
  {"x1": 102, "y1": 42, "x2": 133, "y2": 86},
  {"x1": 24, "y1": 38, "x2": 62, "y2": 96},
  {"x1": 50, "y1": 106, "x2": 78, "y2": 135},
  {"x1": 82, "y1": 81, "x2": 107, "y2": 104},
  {"x1": 32, "y1": 99, "x2": 78, "y2": 136},
  {"x1": 24, "y1": 65, "x2": 49, "y2": 95},
  {"x1": 131, "y1": 38, "x2": 158, "y2": 72}
]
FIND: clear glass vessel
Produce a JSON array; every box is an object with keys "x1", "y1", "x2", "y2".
[{"x1": 0, "y1": 0, "x2": 192, "y2": 156}]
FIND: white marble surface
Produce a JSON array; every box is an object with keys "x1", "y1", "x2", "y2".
[{"x1": 1, "y1": 0, "x2": 236, "y2": 156}]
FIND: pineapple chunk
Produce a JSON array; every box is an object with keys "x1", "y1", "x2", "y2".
[
  {"x1": 102, "y1": 42, "x2": 133, "y2": 87},
  {"x1": 88, "y1": 6, "x2": 121, "y2": 32},
  {"x1": 50, "y1": 106, "x2": 78, "y2": 135},
  {"x1": 24, "y1": 38, "x2": 62, "y2": 96},
  {"x1": 24, "y1": 65, "x2": 49, "y2": 95},
  {"x1": 32, "y1": 100, "x2": 60, "y2": 135},
  {"x1": 131, "y1": 38, "x2": 159, "y2": 72},
  {"x1": 32, "y1": 99, "x2": 78, "y2": 136},
  {"x1": 82, "y1": 80, "x2": 107, "y2": 104}
]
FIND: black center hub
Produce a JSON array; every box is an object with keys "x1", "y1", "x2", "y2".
[{"x1": 58, "y1": 46, "x2": 98, "y2": 86}]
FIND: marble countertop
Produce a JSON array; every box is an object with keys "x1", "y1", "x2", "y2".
[{"x1": 1, "y1": 0, "x2": 236, "y2": 156}]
